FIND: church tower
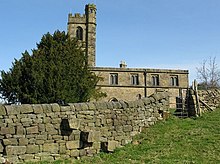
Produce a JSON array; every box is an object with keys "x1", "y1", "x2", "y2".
[{"x1": 68, "y1": 4, "x2": 97, "y2": 67}]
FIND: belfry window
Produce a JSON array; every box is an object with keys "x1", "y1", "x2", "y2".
[
  {"x1": 76, "y1": 26, "x2": 83, "y2": 40},
  {"x1": 110, "y1": 73, "x2": 118, "y2": 85},
  {"x1": 152, "y1": 75, "x2": 159, "y2": 86},
  {"x1": 170, "y1": 76, "x2": 179, "y2": 86}
]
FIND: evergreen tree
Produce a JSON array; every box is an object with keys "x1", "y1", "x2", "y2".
[{"x1": 0, "y1": 31, "x2": 105, "y2": 104}]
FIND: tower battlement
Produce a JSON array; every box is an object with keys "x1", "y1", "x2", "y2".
[
  {"x1": 68, "y1": 4, "x2": 97, "y2": 67},
  {"x1": 68, "y1": 13, "x2": 86, "y2": 24}
]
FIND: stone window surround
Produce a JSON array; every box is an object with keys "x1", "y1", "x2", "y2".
[
  {"x1": 170, "y1": 75, "x2": 179, "y2": 86},
  {"x1": 151, "y1": 74, "x2": 160, "y2": 86},
  {"x1": 131, "y1": 74, "x2": 139, "y2": 85},
  {"x1": 110, "y1": 73, "x2": 118, "y2": 85},
  {"x1": 76, "y1": 26, "x2": 83, "y2": 41}
]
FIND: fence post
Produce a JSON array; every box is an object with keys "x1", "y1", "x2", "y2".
[{"x1": 194, "y1": 80, "x2": 201, "y2": 116}]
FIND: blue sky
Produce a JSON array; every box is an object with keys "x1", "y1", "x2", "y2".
[{"x1": 0, "y1": 0, "x2": 220, "y2": 83}]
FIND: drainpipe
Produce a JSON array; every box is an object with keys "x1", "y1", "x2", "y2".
[{"x1": 144, "y1": 69, "x2": 147, "y2": 97}]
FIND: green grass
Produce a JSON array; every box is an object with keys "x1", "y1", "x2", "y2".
[{"x1": 30, "y1": 108, "x2": 220, "y2": 164}]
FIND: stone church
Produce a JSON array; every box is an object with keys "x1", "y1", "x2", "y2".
[{"x1": 67, "y1": 4, "x2": 189, "y2": 107}]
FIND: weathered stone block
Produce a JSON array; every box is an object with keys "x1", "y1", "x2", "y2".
[
  {"x1": 92, "y1": 142, "x2": 101, "y2": 149},
  {"x1": 59, "y1": 143, "x2": 66, "y2": 154},
  {"x1": 26, "y1": 126, "x2": 39, "y2": 134},
  {"x1": 36, "y1": 140, "x2": 44, "y2": 145},
  {"x1": 107, "y1": 141, "x2": 118, "y2": 152},
  {"x1": 80, "y1": 103, "x2": 89, "y2": 110},
  {"x1": 20, "y1": 104, "x2": 33, "y2": 114},
  {"x1": 45, "y1": 124, "x2": 57, "y2": 134},
  {"x1": 74, "y1": 103, "x2": 82, "y2": 111},
  {"x1": 66, "y1": 141, "x2": 80, "y2": 149},
  {"x1": 86, "y1": 102, "x2": 96, "y2": 110},
  {"x1": 21, "y1": 118, "x2": 32, "y2": 123},
  {"x1": 43, "y1": 143, "x2": 59, "y2": 154},
  {"x1": 0, "y1": 127, "x2": 15, "y2": 135},
  {"x1": 70, "y1": 149, "x2": 79, "y2": 157},
  {"x1": 38, "y1": 124, "x2": 45, "y2": 132},
  {"x1": 68, "y1": 103, "x2": 76, "y2": 111},
  {"x1": 0, "y1": 157, "x2": 6, "y2": 163},
  {"x1": 33, "y1": 104, "x2": 43, "y2": 113},
  {"x1": 19, "y1": 138, "x2": 28, "y2": 146},
  {"x1": 19, "y1": 154, "x2": 34, "y2": 161},
  {"x1": 5, "y1": 105, "x2": 20, "y2": 115},
  {"x1": 5, "y1": 156, "x2": 19, "y2": 163},
  {"x1": 60, "y1": 106, "x2": 71, "y2": 112},
  {"x1": 0, "y1": 142, "x2": 4, "y2": 153},
  {"x1": 36, "y1": 134, "x2": 47, "y2": 140},
  {"x1": 3, "y1": 138, "x2": 18, "y2": 146},
  {"x1": 6, "y1": 146, "x2": 26, "y2": 155},
  {"x1": 51, "y1": 103, "x2": 60, "y2": 112},
  {"x1": 79, "y1": 149, "x2": 86, "y2": 156},
  {"x1": 79, "y1": 110, "x2": 94, "y2": 115},
  {"x1": 42, "y1": 104, "x2": 52, "y2": 113},
  {"x1": 40, "y1": 155, "x2": 54, "y2": 161},
  {"x1": 0, "y1": 105, "x2": 6, "y2": 115},
  {"x1": 16, "y1": 125, "x2": 24, "y2": 135},
  {"x1": 26, "y1": 145, "x2": 40, "y2": 154},
  {"x1": 88, "y1": 131, "x2": 100, "y2": 142},
  {"x1": 68, "y1": 118, "x2": 81, "y2": 130},
  {"x1": 52, "y1": 135, "x2": 63, "y2": 140}
]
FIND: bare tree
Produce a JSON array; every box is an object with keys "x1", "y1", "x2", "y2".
[{"x1": 196, "y1": 57, "x2": 220, "y2": 89}]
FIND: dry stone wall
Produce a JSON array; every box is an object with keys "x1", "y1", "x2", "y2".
[
  {"x1": 0, "y1": 92, "x2": 169, "y2": 163},
  {"x1": 198, "y1": 89, "x2": 220, "y2": 109},
  {"x1": 187, "y1": 89, "x2": 220, "y2": 117}
]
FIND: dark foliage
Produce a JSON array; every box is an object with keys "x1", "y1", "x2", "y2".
[{"x1": 0, "y1": 31, "x2": 105, "y2": 104}]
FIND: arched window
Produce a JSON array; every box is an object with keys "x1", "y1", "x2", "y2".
[
  {"x1": 76, "y1": 26, "x2": 83, "y2": 40},
  {"x1": 170, "y1": 76, "x2": 179, "y2": 86},
  {"x1": 110, "y1": 73, "x2": 118, "y2": 85},
  {"x1": 131, "y1": 74, "x2": 139, "y2": 85},
  {"x1": 152, "y1": 75, "x2": 159, "y2": 86}
]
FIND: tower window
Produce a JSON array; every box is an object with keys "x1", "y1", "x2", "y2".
[
  {"x1": 170, "y1": 76, "x2": 179, "y2": 86},
  {"x1": 76, "y1": 26, "x2": 83, "y2": 40},
  {"x1": 131, "y1": 74, "x2": 139, "y2": 85},
  {"x1": 152, "y1": 75, "x2": 159, "y2": 86},
  {"x1": 110, "y1": 74, "x2": 118, "y2": 85}
]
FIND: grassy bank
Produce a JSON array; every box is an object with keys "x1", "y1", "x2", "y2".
[{"x1": 32, "y1": 108, "x2": 220, "y2": 164}]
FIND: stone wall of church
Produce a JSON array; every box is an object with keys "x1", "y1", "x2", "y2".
[{"x1": 92, "y1": 67, "x2": 188, "y2": 107}]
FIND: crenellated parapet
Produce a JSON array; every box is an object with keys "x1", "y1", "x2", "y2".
[{"x1": 68, "y1": 13, "x2": 86, "y2": 24}]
